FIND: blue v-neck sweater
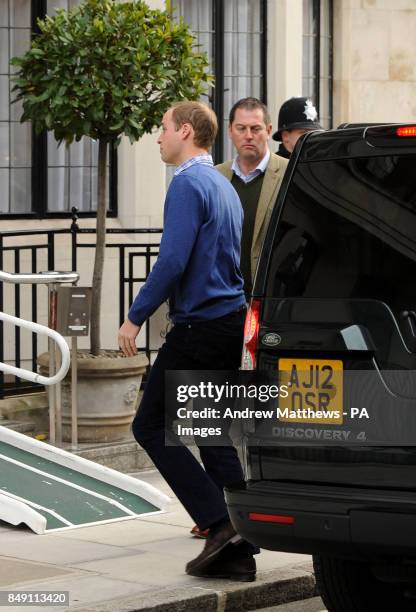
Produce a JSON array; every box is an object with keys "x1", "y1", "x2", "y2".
[{"x1": 128, "y1": 163, "x2": 245, "y2": 326}]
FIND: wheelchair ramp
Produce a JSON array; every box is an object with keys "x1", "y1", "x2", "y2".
[{"x1": 0, "y1": 427, "x2": 170, "y2": 534}]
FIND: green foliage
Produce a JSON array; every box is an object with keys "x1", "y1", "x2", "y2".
[{"x1": 11, "y1": 0, "x2": 212, "y2": 145}]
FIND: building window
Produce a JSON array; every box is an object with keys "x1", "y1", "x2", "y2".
[
  {"x1": 0, "y1": 1, "x2": 32, "y2": 214},
  {"x1": 303, "y1": 0, "x2": 333, "y2": 129},
  {"x1": 171, "y1": 0, "x2": 267, "y2": 163},
  {"x1": 0, "y1": 0, "x2": 116, "y2": 218},
  {"x1": 46, "y1": 130, "x2": 111, "y2": 214}
]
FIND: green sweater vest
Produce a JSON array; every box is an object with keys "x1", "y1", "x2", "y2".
[{"x1": 231, "y1": 172, "x2": 265, "y2": 295}]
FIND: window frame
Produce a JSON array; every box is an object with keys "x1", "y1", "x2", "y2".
[
  {"x1": 172, "y1": 0, "x2": 268, "y2": 164},
  {"x1": 214, "y1": 0, "x2": 268, "y2": 163},
  {"x1": 1, "y1": 0, "x2": 117, "y2": 219},
  {"x1": 303, "y1": 0, "x2": 334, "y2": 130}
]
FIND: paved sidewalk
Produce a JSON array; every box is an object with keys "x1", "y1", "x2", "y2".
[{"x1": 0, "y1": 470, "x2": 315, "y2": 611}]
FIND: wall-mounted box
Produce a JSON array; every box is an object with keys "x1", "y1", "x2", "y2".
[{"x1": 56, "y1": 287, "x2": 91, "y2": 336}]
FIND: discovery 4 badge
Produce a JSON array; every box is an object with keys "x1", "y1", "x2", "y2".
[{"x1": 262, "y1": 332, "x2": 281, "y2": 347}]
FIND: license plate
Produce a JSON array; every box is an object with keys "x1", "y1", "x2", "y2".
[{"x1": 278, "y1": 358, "x2": 343, "y2": 424}]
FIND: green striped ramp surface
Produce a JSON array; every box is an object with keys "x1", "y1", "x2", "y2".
[{"x1": 0, "y1": 441, "x2": 158, "y2": 531}]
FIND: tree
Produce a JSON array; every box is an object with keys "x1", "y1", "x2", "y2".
[{"x1": 11, "y1": 0, "x2": 211, "y2": 355}]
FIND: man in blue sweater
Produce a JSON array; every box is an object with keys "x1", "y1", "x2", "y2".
[{"x1": 118, "y1": 101, "x2": 257, "y2": 581}]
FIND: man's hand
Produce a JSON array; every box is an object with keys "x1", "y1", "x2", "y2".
[{"x1": 118, "y1": 319, "x2": 141, "y2": 357}]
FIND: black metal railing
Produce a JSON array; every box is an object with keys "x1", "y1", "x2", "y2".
[{"x1": 0, "y1": 210, "x2": 163, "y2": 398}]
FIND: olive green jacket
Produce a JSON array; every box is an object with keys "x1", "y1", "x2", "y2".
[{"x1": 216, "y1": 152, "x2": 288, "y2": 282}]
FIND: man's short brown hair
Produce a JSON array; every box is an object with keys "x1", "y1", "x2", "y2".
[
  {"x1": 171, "y1": 101, "x2": 218, "y2": 149},
  {"x1": 229, "y1": 97, "x2": 271, "y2": 126}
]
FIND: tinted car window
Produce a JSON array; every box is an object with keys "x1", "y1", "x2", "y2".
[
  {"x1": 267, "y1": 155, "x2": 416, "y2": 311},
  {"x1": 264, "y1": 154, "x2": 416, "y2": 375}
]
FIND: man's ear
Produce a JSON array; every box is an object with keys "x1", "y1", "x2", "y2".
[
  {"x1": 281, "y1": 130, "x2": 290, "y2": 146},
  {"x1": 266, "y1": 123, "x2": 273, "y2": 137},
  {"x1": 181, "y1": 122, "x2": 192, "y2": 140}
]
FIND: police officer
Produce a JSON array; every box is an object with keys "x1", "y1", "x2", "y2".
[{"x1": 273, "y1": 96, "x2": 323, "y2": 158}]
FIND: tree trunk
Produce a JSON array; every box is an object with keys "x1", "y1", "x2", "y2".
[{"x1": 90, "y1": 138, "x2": 108, "y2": 355}]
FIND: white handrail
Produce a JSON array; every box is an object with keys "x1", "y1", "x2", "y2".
[
  {"x1": 0, "y1": 312, "x2": 70, "y2": 386},
  {"x1": 0, "y1": 270, "x2": 79, "y2": 285}
]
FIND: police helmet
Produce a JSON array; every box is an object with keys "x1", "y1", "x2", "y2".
[{"x1": 272, "y1": 97, "x2": 323, "y2": 141}]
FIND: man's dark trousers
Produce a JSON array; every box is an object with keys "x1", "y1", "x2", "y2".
[{"x1": 132, "y1": 308, "x2": 248, "y2": 532}]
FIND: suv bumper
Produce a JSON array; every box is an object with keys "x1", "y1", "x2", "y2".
[{"x1": 225, "y1": 481, "x2": 416, "y2": 559}]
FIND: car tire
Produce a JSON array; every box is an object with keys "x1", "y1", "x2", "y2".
[{"x1": 313, "y1": 554, "x2": 415, "y2": 612}]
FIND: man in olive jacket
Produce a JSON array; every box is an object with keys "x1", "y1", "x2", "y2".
[{"x1": 216, "y1": 97, "x2": 288, "y2": 296}]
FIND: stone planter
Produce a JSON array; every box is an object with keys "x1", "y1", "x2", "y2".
[{"x1": 37, "y1": 350, "x2": 148, "y2": 443}]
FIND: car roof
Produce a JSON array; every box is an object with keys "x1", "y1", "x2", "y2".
[{"x1": 296, "y1": 123, "x2": 416, "y2": 163}]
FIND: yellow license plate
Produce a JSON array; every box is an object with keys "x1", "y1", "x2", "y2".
[{"x1": 278, "y1": 358, "x2": 343, "y2": 424}]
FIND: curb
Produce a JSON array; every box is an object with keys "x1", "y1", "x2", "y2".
[{"x1": 72, "y1": 563, "x2": 316, "y2": 612}]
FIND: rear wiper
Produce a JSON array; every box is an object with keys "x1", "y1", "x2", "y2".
[{"x1": 340, "y1": 324, "x2": 374, "y2": 351}]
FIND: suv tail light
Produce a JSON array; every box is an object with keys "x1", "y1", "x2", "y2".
[
  {"x1": 397, "y1": 126, "x2": 416, "y2": 137},
  {"x1": 366, "y1": 125, "x2": 416, "y2": 147},
  {"x1": 249, "y1": 512, "x2": 295, "y2": 525},
  {"x1": 241, "y1": 299, "x2": 260, "y2": 370}
]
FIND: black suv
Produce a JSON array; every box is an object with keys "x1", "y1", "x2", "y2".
[{"x1": 225, "y1": 124, "x2": 416, "y2": 611}]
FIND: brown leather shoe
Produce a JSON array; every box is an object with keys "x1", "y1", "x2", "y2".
[
  {"x1": 187, "y1": 552, "x2": 256, "y2": 582},
  {"x1": 185, "y1": 522, "x2": 242, "y2": 574},
  {"x1": 190, "y1": 525, "x2": 209, "y2": 539}
]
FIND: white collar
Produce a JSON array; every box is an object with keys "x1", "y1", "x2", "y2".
[{"x1": 231, "y1": 149, "x2": 270, "y2": 183}]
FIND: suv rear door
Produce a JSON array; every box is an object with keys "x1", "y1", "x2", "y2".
[{"x1": 247, "y1": 125, "x2": 416, "y2": 491}]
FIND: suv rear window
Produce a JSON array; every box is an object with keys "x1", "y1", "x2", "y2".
[{"x1": 266, "y1": 154, "x2": 416, "y2": 319}]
